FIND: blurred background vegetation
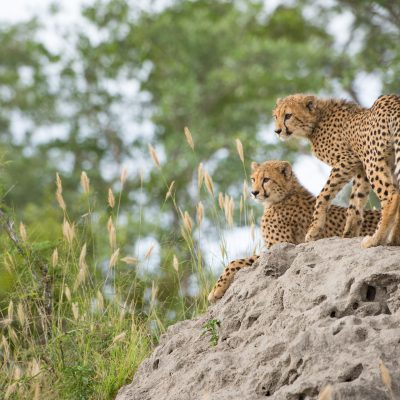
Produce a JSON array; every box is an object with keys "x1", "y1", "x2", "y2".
[{"x1": 0, "y1": 0, "x2": 399, "y2": 398}]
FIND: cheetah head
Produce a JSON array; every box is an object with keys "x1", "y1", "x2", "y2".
[
  {"x1": 272, "y1": 94, "x2": 318, "y2": 140},
  {"x1": 250, "y1": 160, "x2": 294, "y2": 205}
]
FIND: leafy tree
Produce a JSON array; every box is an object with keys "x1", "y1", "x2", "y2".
[
  {"x1": 302, "y1": 0, "x2": 400, "y2": 101},
  {"x1": 1, "y1": 0, "x2": 398, "y2": 311}
]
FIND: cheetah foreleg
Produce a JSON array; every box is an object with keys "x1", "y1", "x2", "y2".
[
  {"x1": 208, "y1": 256, "x2": 259, "y2": 303},
  {"x1": 343, "y1": 170, "x2": 370, "y2": 238},
  {"x1": 306, "y1": 165, "x2": 354, "y2": 242}
]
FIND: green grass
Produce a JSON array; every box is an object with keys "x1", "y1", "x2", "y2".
[
  {"x1": 0, "y1": 213, "x2": 153, "y2": 399},
  {"x1": 0, "y1": 141, "x2": 257, "y2": 399}
]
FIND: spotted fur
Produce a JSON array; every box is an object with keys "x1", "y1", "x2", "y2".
[
  {"x1": 273, "y1": 94, "x2": 400, "y2": 248},
  {"x1": 207, "y1": 160, "x2": 380, "y2": 302}
]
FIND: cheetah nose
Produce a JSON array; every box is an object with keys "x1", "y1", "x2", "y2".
[
  {"x1": 275, "y1": 128, "x2": 282, "y2": 135},
  {"x1": 251, "y1": 190, "x2": 259, "y2": 197}
]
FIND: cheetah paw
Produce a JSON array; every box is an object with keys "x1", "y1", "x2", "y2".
[
  {"x1": 343, "y1": 228, "x2": 361, "y2": 238},
  {"x1": 207, "y1": 290, "x2": 221, "y2": 303},
  {"x1": 305, "y1": 227, "x2": 321, "y2": 242},
  {"x1": 343, "y1": 217, "x2": 362, "y2": 238},
  {"x1": 361, "y1": 235, "x2": 376, "y2": 248}
]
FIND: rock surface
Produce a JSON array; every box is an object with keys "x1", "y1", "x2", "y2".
[{"x1": 116, "y1": 238, "x2": 400, "y2": 400}]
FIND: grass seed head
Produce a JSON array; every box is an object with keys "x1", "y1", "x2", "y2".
[
  {"x1": 13, "y1": 365, "x2": 22, "y2": 380},
  {"x1": 184, "y1": 126, "x2": 194, "y2": 150},
  {"x1": 223, "y1": 194, "x2": 229, "y2": 218},
  {"x1": 56, "y1": 173, "x2": 66, "y2": 211},
  {"x1": 4, "y1": 254, "x2": 13, "y2": 274},
  {"x1": 80, "y1": 171, "x2": 90, "y2": 194},
  {"x1": 121, "y1": 256, "x2": 138, "y2": 265},
  {"x1": 172, "y1": 254, "x2": 179, "y2": 272},
  {"x1": 165, "y1": 181, "x2": 175, "y2": 200},
  {"x1": 62, "y1": 219, "x2": 75, "y2": 244},
  {"x1": 7, "y1": 300, "x2": 14, "y2": 321},
  {"x1": 96, "y1": 290, "x2": 104, "y2": 311},
  {"x1": 74, "y1": 265, "x2": 87, "y2": 291},
  {"x1": 197, "y1": 202, "x2": 204, "y2": 225},
  {"x1": 227, "y1": 197, "x2": 234, "y2": 226},
  {"x1": 29, "y1": 358, "x2": 41, "y2": 377},
  {"x1": 108, "y1": 188, "x2": 115, "y2": 208},
  {"x1": 204, "y1": 171, "x2": 214, "y2": 196},
  {"x1": 51, "y1": 248, "x2": 58, "y2": 268},
  {"x1": 1, "y1": 335, "x2": 10, "y2": 362},
  {"x1": 112, "y1": 331, "x2": 126, "y2": 345},
  {"x1": 107, "y1": 217, "x2": 117, "y2": 250},
  {"x1": 198, "y1": 163, "x2": 204, "y2": 191},
  {"x1": 17, "y1": 303, "x2": 26, "y2": 327},
  {"x1": 71, "y1": 302, "x2": 79, "y2": 320},
  {"x1": 183, "y1": 211, "x2": 193, "y2": 233},
  {"x1": 235, "y1": 138, "x2": 244, "y2": 163},
  {"x1": 148, "y1": 144, "x2": 161, "y2": 168},
  {"x1": 56, "y1": 173, "x2": 62, "y2": 192},
  {"x1": 109, "y1": 248, "x2": 120, "y2": 269},
  {"x1": 218, "y1": 192, "x2": 224, "y2": 209},
  {"x1": 144, "y1": 245, "x2": 154, "y2": 260},
  {"x1": 65, "y1": 285, "x2": 72, "y2": 302},
  {"x1": 9, "y1": 327, "x2": 19, "y2": 346},
  {"x1": 79, "y1": 243, "x2": 87, "y2": 269},
  {"x1": 19, "y1": 222, "x2": 27, "y2": 242}
]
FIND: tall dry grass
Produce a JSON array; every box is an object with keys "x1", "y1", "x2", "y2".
[{"x1": 0, "y1": 130, "x2": 259, "y2": 399}]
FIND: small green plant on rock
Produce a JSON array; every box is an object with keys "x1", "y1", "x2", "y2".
[{"x1": 202, "y1": 319, "x2": 220, "y2": 346}]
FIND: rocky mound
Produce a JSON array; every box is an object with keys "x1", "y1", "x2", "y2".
[{"x1": 116, "y1": 238, "x2": 400, "y2": 400}]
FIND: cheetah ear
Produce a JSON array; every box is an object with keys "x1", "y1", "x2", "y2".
[
  {"x1": 251, "y1": 161, "x2": 259, "y2": 171},
  {"x1": 280, "y1": 162, "x2": 292, "y2": 180},
  {"x1": 305, "y1": 96, "x2": 315, "y2": 112}
]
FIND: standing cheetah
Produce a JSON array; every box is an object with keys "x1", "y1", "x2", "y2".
[
  {"x1": 273, "y1": 94, "x2": 400, "y2": 248},
  {"x1": 207, "y1": 160, "x2": 380, "y2": 302}
]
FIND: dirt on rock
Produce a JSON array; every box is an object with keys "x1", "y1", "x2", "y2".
[{"x1": 116, "y1": 238, "x2": 400, "y2": 400}]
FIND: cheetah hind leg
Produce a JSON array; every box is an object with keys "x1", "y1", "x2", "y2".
[
  {"x1": 343, "y1": 207, "x2": 363, "y2": 238},
  {"x1": 386, "y1": 197, "x2": 400, "y2": 245},
  {"x1": 208, "y1": 256, "x2": 259, "y2": 303},
  {"x1": 361, "y1": 193, "x2": 400, "y2": 248},
  {"x1": 343, "y1": 171, "x2": 370, "y2": 238}
]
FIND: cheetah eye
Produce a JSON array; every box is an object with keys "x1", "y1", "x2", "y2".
[
  {"x1": 284, "y1": 113, "x2": 292, "y2": 121},
  {"x1": 263, "y1": 177, "x2": 270, "y2": 184}
]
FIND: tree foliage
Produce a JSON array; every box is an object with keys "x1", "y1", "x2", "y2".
[{"x1": 0, "y1": 0, "x2": 399, "y2": 306}]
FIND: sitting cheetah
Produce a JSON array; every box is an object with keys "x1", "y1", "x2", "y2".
[
  {"x1": 273, "y1": 94, "x2": 400, "y2": 248},
  {"x1": 207, "y1": 160, "x2": 380, "y2": 302}
]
